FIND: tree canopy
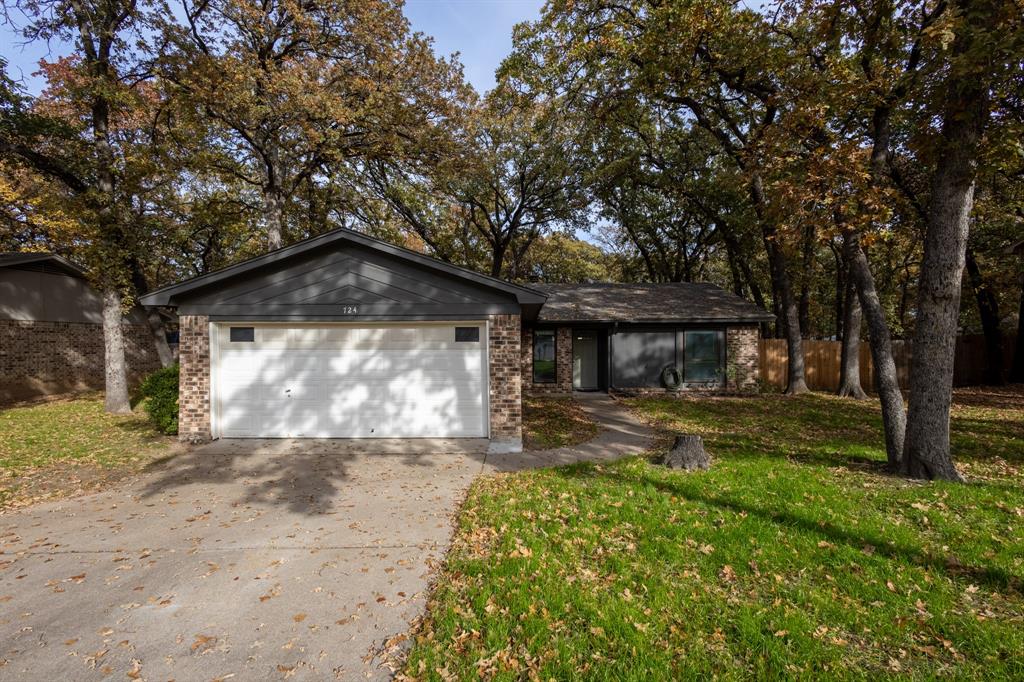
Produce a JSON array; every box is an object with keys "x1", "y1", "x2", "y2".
[{"x1": 1, "y1": 0, "x2": 1022, "y2": 478}]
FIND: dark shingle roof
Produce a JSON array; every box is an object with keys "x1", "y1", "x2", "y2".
[
  {"x1": 535, "y1": 282, "x2": 774, "y2": 324},
  {"x1": 0, "y1": 252, "x2": 85, "y2": 277}
]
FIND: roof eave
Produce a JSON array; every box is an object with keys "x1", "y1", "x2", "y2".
[
  {"x1": 536, "y1": 316, "x2": 775, "y2": 325},
  {"x1": 0, "y1": 252, "x2": 87, "y2": 278}
]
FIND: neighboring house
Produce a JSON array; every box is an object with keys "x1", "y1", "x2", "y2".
[
  {"x1": 0, "y1": 253, "x2": 163, "y2": 403},
  {"x1": 141, "y1": 228, "x2": 772, "y2": 451}
]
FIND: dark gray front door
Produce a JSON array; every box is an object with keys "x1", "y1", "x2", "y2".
[{"x1": 573, "y1": 331, "x2": 599, "y2": 390}]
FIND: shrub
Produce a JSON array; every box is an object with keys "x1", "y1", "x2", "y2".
[{"x1": 140, "y1": 364, "x2": 179, "y2": 435}]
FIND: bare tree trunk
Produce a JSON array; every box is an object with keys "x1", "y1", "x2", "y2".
[
  {"x1": 129, "y1": 259, "x2": 174, "y2": 368},
  {"x1": 837, "y1": 241, "x2": 867, "y2": 399},
  {"x1": 848, "y1": 235, "x2": 905, "y2": 468},
  {"x1": 965, "y1": 247, "x2": 1004, "y2": 385},
  {"x1": 902, "y1": 51, "x2": 988, "y2": 481},
  {"x1": 832, "y1": 241, "x2": 845, "y2": 341},
  {"x1": 752, "y1": 176, "x2": 807, "y2": 394},
  {"x1": 1012, "y1": 275, "x2": 1024, "y2": 383},
  {"x1": 490, "y1": 239, "x2": 508, "y2": 278},
  {"x1": 719, "y1": 219, "x2": 770, "y2": 337},
  {"x1": 147, "y1": 309, "x2": 175, "y2": 367},
  {"x1": 91, "y1": 60, "x2": 132, "y2": 414},
  {"x1": 264, "y1": 182, "x2": 285, "y2": 250},
  {"x1": 798, "y1": 223, "x2": 814, "y2": 336},
  {"x1": 770, "y1": 240, "x2": 807, "y2": 394},
  {"x1": 102, "y1": 288, "x2": 132, "y2": 413}
]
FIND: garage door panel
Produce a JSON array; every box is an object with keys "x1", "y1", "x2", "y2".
[{"x1": 215, "y1": 324, "x2": 488, "y2": 438}]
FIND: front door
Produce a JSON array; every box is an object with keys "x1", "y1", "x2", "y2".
[{"x1": 573, "y1": 331, "x2": 599, "y2": 390}]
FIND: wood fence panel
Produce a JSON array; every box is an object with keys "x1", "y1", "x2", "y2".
[{"x1": 757, "y1": 333, "x2": 1015, "y2": 392}]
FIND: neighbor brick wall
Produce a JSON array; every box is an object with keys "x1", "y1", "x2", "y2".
[
  {"x1": 178, "y1": 315, "x2": 211, "y2": 442},
  {"x1": 726, "y1": 325, "x2": 760, "y2": 393},
  {"x1": 521, "y1": 326, "x2": 573, "y2": 394},
  {"x1": 488, "y1": 314, "x2": 522, "y2": 442},
  {"x1": 0, "y1": 320, "x2": 160, "y2": 403}
]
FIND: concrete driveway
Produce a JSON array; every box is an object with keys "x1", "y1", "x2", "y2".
[{"x1": 0, "y1": 439, "x2": 487, "y2": 681}]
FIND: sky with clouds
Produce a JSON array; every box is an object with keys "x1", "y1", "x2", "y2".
[{"x1": 0, "y1": 0, "x2": 545, "y2": 96}]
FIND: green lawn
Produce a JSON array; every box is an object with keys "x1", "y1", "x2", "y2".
[
  {"x1": 0, "y1": 394, "x2": 171, "y2": 507},
  {"x1": 523, "y1": 396, "x2": 601, "y2": 450},
  {"x1": 403, "y1": 388, "x2": 1024, "y2": 680}
]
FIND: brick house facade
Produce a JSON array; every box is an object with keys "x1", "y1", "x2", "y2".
[
  {"x1": 1, "y1": 253, "x2": 163, "y2": 404},
  {"x1": 142, "y1": 228, "x2": 771, "y2": 451},
  {"x1": 521, "y1": 326, "x2": 573, "y2": 394},
  {"x1": 726, "y1": 326, "x2": 760, "y2": 393},
  {"x1": 0, "y1": 320, "x2": 161, "y2": 403},
  {"x1": 177, "y1": 315, "x2": 212, "y2": 442},
  {"x1": 488, "y1": 314, "x2": 522, "y2": 446}
]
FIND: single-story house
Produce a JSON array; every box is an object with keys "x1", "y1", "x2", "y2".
[
  {"x1": 0, "y1": 252, "x2": 164, "y2": 403},
  {"x1": 141, "y1": 228, "x2": 772, "y2": 451}
]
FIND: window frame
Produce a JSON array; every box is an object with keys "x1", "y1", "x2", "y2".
[
  {"x1": 532, "y1": 328, "x2": 558, "y2": 384},
  {"x1": 229, "y1": 326, "x2": 255, "y2": 343},
  {"x1": 682, "y1": 329, "x2": 726, "y2": 385}
]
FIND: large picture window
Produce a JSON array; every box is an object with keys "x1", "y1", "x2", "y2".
[
  {"x1": 684, "y1": 330, "x2": 724, "y2": 383},
  {"x1": 533, "y1": 329, "x2": 557, "y2": 383}
]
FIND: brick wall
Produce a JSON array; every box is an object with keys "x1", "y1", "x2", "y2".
[
  {"x1": 726, "y1": 325, "x2": 760, "y2": 393},
  {"x1": 488, "y1": 314, "x2": 522, "y2": 443},
  {"x1": 178, "y1": 315, "x2": 212, "y2": 442},
  {"x1": 0, "y1": 319, "x2": 160, "y2": 404},
  {"x1": 521, "y1": 326, "x2": 573, "y2": 394}
]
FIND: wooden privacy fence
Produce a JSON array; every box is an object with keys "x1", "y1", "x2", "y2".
[{"x1": 759, "y1": 333, "x2": 1017, "y2": 392}]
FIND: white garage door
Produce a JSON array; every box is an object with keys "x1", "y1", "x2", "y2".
[{"x1": 213, "y1": 323, "x2": 488, "y2": 438}]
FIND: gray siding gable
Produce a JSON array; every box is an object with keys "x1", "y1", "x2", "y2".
[{"x1": 173, "y1": 243, "x2": 522, "y2": 320}]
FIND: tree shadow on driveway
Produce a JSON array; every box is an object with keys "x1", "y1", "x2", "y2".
[{"x1": 137, "y1": 440, "x2": 486, "y2": 516}]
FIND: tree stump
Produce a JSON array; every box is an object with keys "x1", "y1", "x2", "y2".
[{"x1": 661, "y1": 435, "x2": 711, "y2": 470}]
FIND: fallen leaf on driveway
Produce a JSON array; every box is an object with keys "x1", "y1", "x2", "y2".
[{"x1": 191, "y1": 634, "x2": 217, "y2": 653}]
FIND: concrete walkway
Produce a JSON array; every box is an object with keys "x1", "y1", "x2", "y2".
[
  {"x1": 484, "y1": 393, "x2": 657, "y2": 473},
  {"x1": 0, "y1": 395, "x2": 652, "y2": 681}
]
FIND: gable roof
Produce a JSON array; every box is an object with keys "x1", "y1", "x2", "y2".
[
  {"x1": 534, "y1": 282, "x2": 774, "y2": 324},
  {"x1": 141, "y1": 227, "x2": 548, "y2": 307},
  {"x1": 0, "y1": 252, "x2": 87, "y2": 278}
]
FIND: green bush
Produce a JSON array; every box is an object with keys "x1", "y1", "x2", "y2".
[{"x1": 140, "y1": 364, "x2": 179, "y2": 435}]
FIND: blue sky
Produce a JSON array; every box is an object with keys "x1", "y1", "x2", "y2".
[
  {"x1": 405, "y1": 0, "x2": 544, "y2": 93},
  {"x1": 1, "y1": 0, "x2": 544, "y2": 95}
]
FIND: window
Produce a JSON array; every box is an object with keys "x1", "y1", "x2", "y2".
[
  {"x1": 611, "y1": 331, "x2": 675, "y2": 388},
  {"x1": 533, "y1": 329, "x2": 556, "y2": 383},
  {"x1": 229, "y1": 326, "x2": 255, "y2": 342},
  {"x1": 455, "y1": 326, "x2": 480, "y2": 342},
  {"x1": 684, "y1": 330, "x2": 724, "y2": 383}
]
